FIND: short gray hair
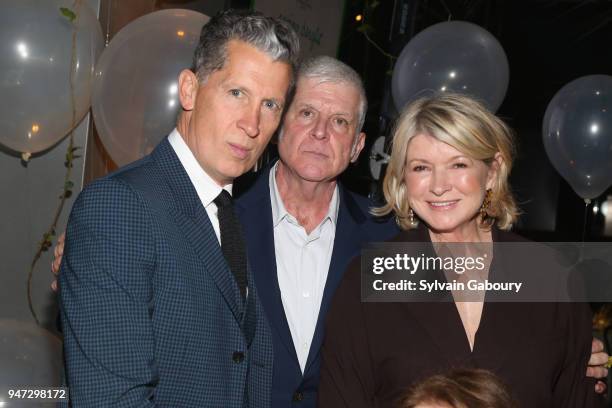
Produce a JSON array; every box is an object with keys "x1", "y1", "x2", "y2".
[
  {"x1": 297, "y1": 56, "x2": 368, "y2": 135},
  {"x1": 192, "y1": 9, "x2": 300, "y2": 89}
]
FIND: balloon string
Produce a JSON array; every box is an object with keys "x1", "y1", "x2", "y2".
[
  {"x1": 582, "y1": 199, "x2": 591, "y2": 242},
  {"x1": 578, "y1": 199, "x2": 591, "y2": 262},
  {"x1": 439, "y1": 0, "x2": 452, "y2": 21},
  {"x1": 27, "y1": 1, "x2": 82, "y2": 326},
  {"x1": 105, "y1": 0, "x2": 113, "y2": 46}
]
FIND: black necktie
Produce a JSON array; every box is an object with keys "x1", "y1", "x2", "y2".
[{"x1": 214, "y1": 190, "x2": 247, "y2": 298}]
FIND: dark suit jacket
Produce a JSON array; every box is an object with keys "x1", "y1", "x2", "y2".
[
  {"x1": 235, "y1": 163, "x2": 398, "y2": 407},
  {"x1": 319, "y1": 225, "x2": 603, "y2": 408},
  {"x1": 59, "y1": 138, "x2": 273, "y2": 407}
]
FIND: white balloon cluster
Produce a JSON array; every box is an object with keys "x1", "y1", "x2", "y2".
[
  {"x1": 0, "y1": 3, "x2": 209, "y2": 167},
  {"x1": 92, "y1": 10, "x2": 210, "y2": 167},
  {"x1": 0, "y1": 0, "x2": 103, "y2": 156}
]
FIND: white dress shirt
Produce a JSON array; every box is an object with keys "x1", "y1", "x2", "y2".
[
  {"x1": 270, "y1": 162, "x2": 339, "y2": 373},
  {"x1": 168, "y1": 129, "x2": 232, "y2": 244}
]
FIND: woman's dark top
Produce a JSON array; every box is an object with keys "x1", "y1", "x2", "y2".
[{"x1": 318, "y1": 225, "x2": 603, "y2": 408}]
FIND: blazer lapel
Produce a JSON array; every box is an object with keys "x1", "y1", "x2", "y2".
[
  {"x1": 304, "y1": 186, "x2": 365, "y2": 373},
  {"x1": 152, "y1": 138, "x2": 244, "y2": 324},
  {"x1": 241, "y1": 265, "x2": 257, "y2": 347},
  {"x1": 236, "y1": 164, "x2": 299, "y2": 362}
]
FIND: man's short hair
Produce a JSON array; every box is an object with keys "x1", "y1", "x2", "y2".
[
  {"x1": 297, "y1": 56, "x2": 368, "y2": 135},
  {"x1": 192, "y1": 9, "x2": 300, "y2": 90}
]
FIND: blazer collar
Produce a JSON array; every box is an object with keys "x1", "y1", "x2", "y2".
[
  {"x1": 304, "y1": 184, "x2": 368, "y2": 373},
  {"x1": 237, "y1": 162, "x2": 377, "y2": 374},
  {"x1": 236, "y1": 163, "x2": 300, "y2": 363},
  {"x1": 152, "y1": 138, "x2": 248, "y2": 333}
]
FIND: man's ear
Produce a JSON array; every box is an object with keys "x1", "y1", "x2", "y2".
[
  {"x1": 350, "y1": 132, "x2": 366, "y2": 163},
  {"x1": 178, "y1": 69, "x2": 198, "y2": 111}
]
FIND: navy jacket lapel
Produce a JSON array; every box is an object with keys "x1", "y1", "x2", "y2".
[
  {"x1": 236, "y1": 165, "x2": 299, "y2": 362},
  {"x1": 152, "y1": 138, "x2": 244, "y2": 324},
  {"x1": 304, "y1": 185, "x2": 366, "y2": 373}
]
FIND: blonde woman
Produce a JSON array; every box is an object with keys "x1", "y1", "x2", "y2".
[{"x1": 318, "y1": 93, "x2": 604, "y2": 407}]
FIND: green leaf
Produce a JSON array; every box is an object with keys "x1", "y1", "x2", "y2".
[
  {"x1": 60, "y1": 7, "x2": 77, "y2": 22},
  {"x1": 64, "y1": 180, "x2": 74, "y2": 189}
]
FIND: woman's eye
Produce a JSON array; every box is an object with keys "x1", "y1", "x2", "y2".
[
  {"x1": 453, "y1": 162, "x2": 468, "y2": 169},
  {"x1": 413, "y1": 165, "x2": 428, "y2": 172}
]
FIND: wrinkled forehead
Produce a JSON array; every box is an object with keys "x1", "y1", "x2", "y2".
[{"x1": 291, "y1": 77, "x2": 361, "y2": 114}]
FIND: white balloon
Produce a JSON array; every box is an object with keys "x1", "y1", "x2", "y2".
[
  {"x1": 92, "y1": 9, "x2": 210, "y2": 167},
  {"x1": 543, "y1": 75, "x2": 612, "y2": 200},
  {"x1": 0, "y1": 0, "x2": 103, "y2": 155},
  {"x1": 392, "y1": 21, "x2": 509, "y2": 113}
]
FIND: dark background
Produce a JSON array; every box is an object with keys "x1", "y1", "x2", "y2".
[{"x1": 334, "y1": 0, "x2": 612, "y2": 242}]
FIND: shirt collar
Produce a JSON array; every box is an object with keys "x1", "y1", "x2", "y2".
[
  {"x1": 269, "y1": 161, "x2": 340, "y2": 228},
  {"x1": 168, "y1": 128, "x2": 232, "y2": 207}
]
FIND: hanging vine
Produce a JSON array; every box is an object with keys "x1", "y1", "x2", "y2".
[
  {"x1": 27, "y1": 1, "x2": 82, "y2": 325},
  {"x1": 355, "y1": 0, "x2": 397, "y2": 75}
]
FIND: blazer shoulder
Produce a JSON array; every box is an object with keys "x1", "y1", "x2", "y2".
[
  {"x1": 103, "y1": 154, "x2": 159, "y2": 189},
  {"x1": 73, "y1": 155, "x2": 162, "y2": 220}
]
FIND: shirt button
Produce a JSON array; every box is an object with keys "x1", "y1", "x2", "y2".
[
  {"x1": 232, "y1": 351, "x2": 245, "y2": 363},
  {"x1": 302, "y1": 291, "x2": 310, "y2": 298}
]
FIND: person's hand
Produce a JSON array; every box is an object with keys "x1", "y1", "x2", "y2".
[
  {"x1": 50, "y1": 232, "x2": 65, "y2": 292},
  {"x1": 587, "y1": 338, "x2": 609, "y2": 394}
]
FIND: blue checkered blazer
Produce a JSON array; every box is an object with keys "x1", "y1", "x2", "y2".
[{"x1": 58, "y1": 138, "x2": 273, "y2": 407}]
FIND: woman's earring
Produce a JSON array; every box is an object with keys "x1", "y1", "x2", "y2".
[
  {"x1": 408, "y1": 207, "x2": 416, "y2": 226},
  {"x1": 480, "y1": 189, "x2": 492, "y2": 220}
]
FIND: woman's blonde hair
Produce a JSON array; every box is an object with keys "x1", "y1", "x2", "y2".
[{"x1": 373, "y1": 93, "x2": 519, "y2": 231}]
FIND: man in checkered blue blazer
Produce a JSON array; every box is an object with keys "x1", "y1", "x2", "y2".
[{"x1": 58, "y1": 10, "x2": 300, "y2": 407}]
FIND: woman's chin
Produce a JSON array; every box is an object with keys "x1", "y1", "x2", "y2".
[
  {"x1": 419, "y1": 217, "x2": 461, "y2": 234},
  {"x1": 425, "y1": 223, "x2": 459, "y2": 235},
  {"x1": 420, "y1": 216, "x2": 480, "y2": 237}
]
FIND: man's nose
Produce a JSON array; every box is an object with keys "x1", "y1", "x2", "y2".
[
  {"x1": 237, "y1": 106, "x2": 261, "y2": 138},
  {"x1": 310, "y1": 117, "x2": 327, "y2": 140}
]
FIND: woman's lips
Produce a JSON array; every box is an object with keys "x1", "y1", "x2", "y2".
[{"x1": 427, "y1": 200, "x2": 460, "y2": 210}]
